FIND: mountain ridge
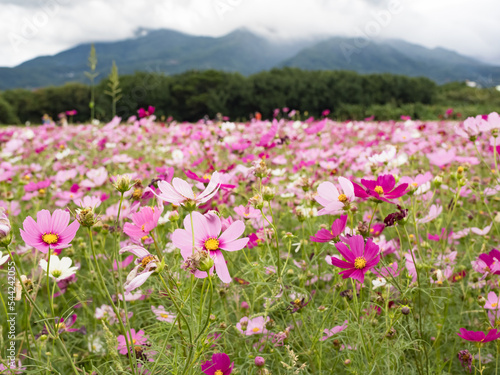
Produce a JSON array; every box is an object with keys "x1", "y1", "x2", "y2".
[{"x1": 1, "y1": 28, "x2": 499, "y2": 90}]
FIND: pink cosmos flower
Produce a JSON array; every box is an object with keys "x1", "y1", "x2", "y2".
[
  {"x1": 319, "y1": 320, "x2": 348, "y2": 341},
  {"x1": 119, "y1": 245, "x2": 160, "y2": 292},
  {"x1": 474, "y1": 249, "x2": 500, "y2": 275},
  {"x1": 457, "y1": 328, "x2": 500, "y2": 343},
  {"x1": 123, "y1": 206, "x2": 164, "y2": 239},
  {"x1": 329, "y1": 235, "x2": 380, "y2": 283},
  {"x1": 236, "y1": 316, "x2": 270, "y2": 336},
  {"x1": 310, "y1": 214, "x2": 347, "y2": 243},
  {"x1": 151, "y1": 305, "x2": 176, "y2": 323},
  {"x1": 353, "y1": 175, "x2": 408, "y2": 204},
  {"x1": 172, "y1": 211, "x2": 248, "y2": 283},
  {"x1": 74, "y1": 195, "x2": 102, "y2": 208},
  {"x1": 117, "y1": 329, "x2": 148, "y2": 355},
  {"x1": 405, "y1": 251, "x2": 418, "y2": 283},
  {"x1": 153, "y1": 172, "x2": 221, "y2": 207},
  {"x1": 20, "y1": 209, "x2": 80, "y2": 254},
  {"x1": 201, "y1": 353, "x2": 234, "y2": 375},
  {"x1": 484, "y1": 292, "x2": 500, "y2": 310},
  {"x1": 81, "y1": 167, "x2": 108, "y2": 188},
  {"x1": 416, "y1": 204, "x2": 442, "y2": 224},
  {"x1": 315, "y1": 177, "x2": 355, "y2": 215}
]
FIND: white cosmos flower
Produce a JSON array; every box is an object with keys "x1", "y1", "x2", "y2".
[
  {"x1": 0, "y1": 251, "x2": 9, "y2": 266},
  {"x1": 368, "y1": 146, "x2": 396, "y2": 164},
  {"x1": 39, "y1": 255, "x2": 78, "y2": 282},
  {"x1": 372, "y1": 277, "x2": 387, "y2": 290},
  {"x1": 172, "y1": 150, "x2": 184, "y2": 162}
]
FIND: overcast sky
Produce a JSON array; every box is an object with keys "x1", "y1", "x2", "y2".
[{"x1": 1, "y1": 0, "x2": 499, "y2": 67}]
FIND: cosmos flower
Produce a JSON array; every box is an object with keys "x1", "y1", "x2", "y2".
[
  {"x1": 172, "y1": 211, "x2": 248, "y2": 283},
  {"x1": 329, "y1": 235, "x2": 380, "y2": 283},
  {"x1": 153, "y1": 172, "x2": 221, "y2": 207},
  {"x1": 117, "y1": 329, "x2": 148, "y2": 355},
  {"x1": 123, "y1": 205, "x2": 164, "y2": 239},
  {"x1": 201, "y1": 353, "x2": 234, "y2": 375},
  {"x1": 416, "y1": 204, "x2": 442, "y2": 224},
  {"x1": 119, "y1": 245, "x2": 161, "y2": 292},
  {"x1": 484, "y1": 292, "x2": 500, "y2": 310},
  {"x1": 315, "y1": 177, "x2": 355, "y2": 215},
  {"x1": 39, "y1": 255, "x2": 78, "y2": 282},
  {"x1": 456, "y1": 328, "x2": 500, "y2": 343},
  {"x1": 20, "y1": 209, "x2": 80, "y2": 254},
  {"x1": 310, "y1": 214, "x2": 347, "y2": 243},
  {"x1": 236, "y1": 316, "x2": 270, "y2": 336},
  {"x1": 319, "y1": 320, "x2": 348, "y2": 341},
  {"x1": 151, "y1": 306, "x2": 176, "y2": 323},
  {"x1": 353, "y1": 175, "x2": 408, "y2": 204}
]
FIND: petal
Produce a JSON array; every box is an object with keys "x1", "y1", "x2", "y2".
[
  {"x1": 211, "y1": 353, "x2": 231, "y2": 371},
  {"x1": 204, "y1": 212, "x2": 222, "y2": 237},
  {"x1": 58, "y1": 220, "x2": 80, "y2": 244},
  {"x1": 124, "y1": 271, "x2": 154, "y2": 292},
  {"x1": 347, "y1": 235, "x2": 365, "y2": 258},
  {"x1": 220, "y1": 237, "x2": 248, "y2": 251},
  {"x1": 317, "y1": 182, "x2": 339, "y2": 203},
  {"x1": 23, "y1": 216, "x2": 41, "y2": 236},
  {"x1": 197, "y1": 171, "x2": 221, "y2": 201},
  {"x1": 171, "y1": 229, "x2": 194, "y2": 251},
  {"x1": 156, "y1": 181, "x2": 185, "y2": 204},
  {"x1": 330, "y1": 257, "x2": 354, "y2": 269},
  {"x1": 51, "y1": 209, "x2": 70, "y2": 234},
  {"x1": 378, "y1": 175, "x2": 396, "y2": 192},
  {"x1": 213, "y1": 251, "x2": 231, "y2": 283},
  {"x1": 349, "y1": 269, "x2": 365, "y2": 283},
  {"x1": 219, "y1": 220, "x2": 245, "y2": 243},
  {"x1": 331, "y1": 215, "x2": 348, "y2": 236},
  {"x1": 335, "y1": 242, "x2": 355, "y2": 263},
  {"x1": 172, "y1": 178, "x2": 195, "y2": 199},
  {"x1": 36, "y1": 210, "x2": 52, "y2": 233},
  {"x1": 119, "y1": 245, "x2": 150, "y2": 258},
  {"x1": 338, "y1": 177, "x2": 355, "y2": 199}
]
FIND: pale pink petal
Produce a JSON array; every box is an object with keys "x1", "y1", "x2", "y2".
[
  {"x1": 172, "y1": 178, "x2": 195, "y2": 199},
  {"x1": 36, "y1": 210, "x2": 52, "y2": 233},
  {"x1": 220, "y1": 237, "x2": 248, "y2": 251},
  {"x1": 58, "y1": 220, "x2": 80, "y2": 244},
  {"x1": 119, "y1": 245, "x2": 150, "y2": 258},
  {"x1": 219, "y1": 220, "x2": 245, "y2": 243},
  {"x1": 213, "y1": 250, "x2": 231, "y2": 283},
  {"x1": 338, "y1": 177, "x2": 355, "y2": 200}
]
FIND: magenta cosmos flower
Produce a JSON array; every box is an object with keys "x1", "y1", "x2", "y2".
[
  {"x1": 315, "y1": 177, "x2": 355, "y2": 215},
  {"x1": 20, "y1": 209, "x2": 80, "y2": 253},
  {"x1": 172, "y1": 211, "x2": 248, "y2": 283},
  {"x1": 329, "y1": 235, "x2": 380, "y2": 283},
  {"x1": 201, "y1": 353, "x2": 234, "y2": 375},
  {"x1": 353, "y1": 175, "x2": 408, "y2": 204},
  {"x1": 153, "y1": 171, "x2": 221, "y2": 207},
  {"x1": 123, "y1": 205, "x2": 163, "y2": 239},
  {"x1": 310, "y1": 214, "x2": 347, "y2": 243},
  {"x1": 457, "y1": 328, "x2": 500, "y2": 343}
]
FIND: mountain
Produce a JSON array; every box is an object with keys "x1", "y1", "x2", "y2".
[
  {"x1": 0, "y1": 29, "x2": 311, "y2": 90},
  {"x1": 1, "y1": 29, "x2": 499, "y2": 90},
  {"x1": 281, "y1": 37, "x2": 500, "y2": 84}
]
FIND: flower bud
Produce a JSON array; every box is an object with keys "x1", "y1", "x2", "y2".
[
  {"x1": 262, "y1": 186, "x2": 275, "y2": 201},
  {"x1": 76, "y1": 207, "x2": 97, "y2": 228},
  {"x1": 197, "y1": 250, "x2": 214, "y2": 272},
  {"x1": 249, "y1": 195, "x2": 264, "y2": 210},
  {"x1": 112, "y1": 175, "x2": 133, "y2": 194},
  {"x1": 265, "y1": 318, "x2": 276, "y2": 330},
  {"x1": 255, "y1": 356, "x2": 265, "y2": 367},
  {"x1": 477, "y1": 295, "x2": 486, "y2": 307},
  {"x1": 401, "y1": 305, "x2": 410, "y2": 315}
]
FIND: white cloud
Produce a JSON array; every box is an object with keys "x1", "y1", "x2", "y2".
[{"x1": 0, "y1": 0, "x2": 499, "y2": 67}]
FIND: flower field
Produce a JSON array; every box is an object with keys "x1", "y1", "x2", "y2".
[{"x1": 1, "y1": 112, "x2": 500, "y2": 374}]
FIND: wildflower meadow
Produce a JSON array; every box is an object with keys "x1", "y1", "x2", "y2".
[{"x1": 1, "y1": 110, "x2": 500, "y2": 374}]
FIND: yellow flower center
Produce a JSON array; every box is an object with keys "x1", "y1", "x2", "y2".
[
  {"x1": 55, "y1": 322, "x2": 66, "y2": 330},
  {"x1": 215, "y1": 371, "x2": 223, "y2": 375},
  {"x1": 338, "y1": 194, "x2": 348, "y2": 203},
  {"x1": 161, "y1": 313, "x2": 169, "y2": 318},
  {"x1": 141, "y1": 235, "x2": 149, "y2": 241},
  {"x1": 24, "y1": 175, "x2": 30, "y2": 180},
  {"x1": 203, "y1": 174, "x2": 211, "y2": 180},
  {"x1": 412, "y1": 182, "x2": 418, "y2": 187},
  {"x1": 42, "y1": 233, "x2": 59, "y2": 245},
  {"x1": 374, "y1": 186, "x2": 384, "y2": 195},
  {"x1": 38, "y1": 188, "x2": 46, "y2": 194},
  {"x1": 141, "y1": 255, "x2": 155, "y2": 268},
  {"x1": 132, "y1": 339, "x2": 137, "y2": 344},
  {"x1": 354, "y1": 257, "x2": 367, "y2": 270},
  {"x1": 294, "y1": 298, "x2": 301, "y2": 305},
  {"x1": 252, "y1": 327, "x2": 260, "y2": 332},
  {"x1": 141, "y1": 224, "x2": 146, "y2": 231},
  {"x1": 492, "y1": 303, "x2": 498, "y2": 308},
  {"x1": 204, "y1": 238, "x2": 219, "y2": 251}
]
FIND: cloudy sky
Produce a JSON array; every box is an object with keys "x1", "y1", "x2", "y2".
[{"x1": 1, "y1": 0, "x2": 499, "y2": 67}]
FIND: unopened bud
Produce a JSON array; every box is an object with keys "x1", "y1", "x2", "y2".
[{"x1": 112, "y1": 175, "x2": 132, "y2": 193}]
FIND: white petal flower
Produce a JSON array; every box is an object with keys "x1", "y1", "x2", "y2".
[{"x1": 39, "y1": 255, "x2": 78, "y2": 282}]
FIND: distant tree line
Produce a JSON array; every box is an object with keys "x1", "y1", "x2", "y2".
[{"x1": 1, "y1": 68, "x2": 499, "y2": 124}]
